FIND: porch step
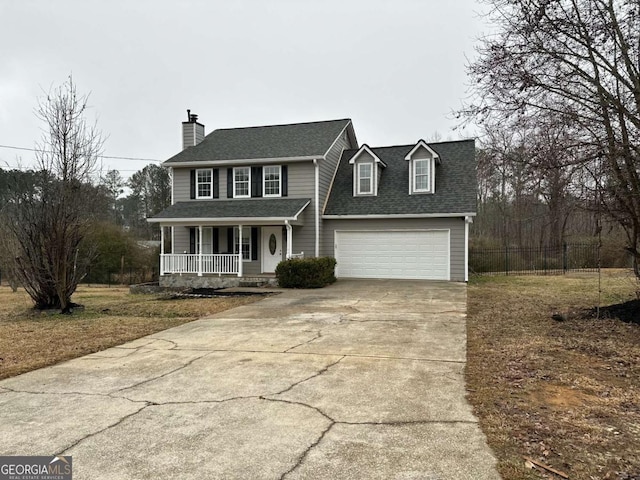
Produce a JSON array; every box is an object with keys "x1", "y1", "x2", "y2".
[{"x1": 239, "y1": 280, "x2": 267, "y2": 287}]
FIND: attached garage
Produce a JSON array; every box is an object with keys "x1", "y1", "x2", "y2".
[{"x1": 334, "y1": 230, "x2": 450, "y2": 280}]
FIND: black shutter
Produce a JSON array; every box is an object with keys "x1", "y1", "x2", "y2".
[
  {"x1": 189, "y1": 228, "x2": 196, "y2": 254},
  {"x1": 227, "y1": 228, "x2": 234, "y2": 253},
  {"x1": 190, "y1": 170, "x2": 196, "y2": 199},
  {"x1": 212, "y1": 169, "x2": 219, "y2": 199},
  {"x1": 251, "y1": 227, "x2": 258, "y2": 261},
  {"x1": 213, "y1": 227, "x2": 219, "y2": 253},
  {"x1": 227, "y1": 168, "x2": 233, "y2": 198},
  {"x1": 282, "y1": 165, "x2": 288, "y2": 197},
  {"x1": 251, "y1": 166, "x2": 263, "y2": 197}
]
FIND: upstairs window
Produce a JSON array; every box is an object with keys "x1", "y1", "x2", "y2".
[
  {"x1": 357, "y1": 163, "x2": 373, "y2": 195},
  {"x1": 413, "y1": 159, "x2": 431, "y2": 193},
  {"x1": 196, "y1": 169, "x2": 213, "y2": 199},
  {"x1": 263, "y1": 165, "x2": 281, "y2": 197},
  {"x1": 233, "y1": 167, "x2": 250, "y2": 198}
]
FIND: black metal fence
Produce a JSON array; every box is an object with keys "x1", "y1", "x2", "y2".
[
  {"x1": 470, "y1": 243, "x2": 603, "y2": 275},
  {"x1": 84, "y1": 267, "x2": 158, "y2": 286}
]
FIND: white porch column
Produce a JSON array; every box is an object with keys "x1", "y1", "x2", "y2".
[
  {"x1": 237, "y1": 225, "x2": 243, "y2": 277},
  {"x1": 160, "y1": 226, "x2": 165, "y2": 276},
  {"x1": 285, "y1": 220, "x2": 293, "y2": 259},
  {"x1": 313, "y1": 158, "x2": 319, "y2": 257},
  {"x1": 198, "y1": 225, "x2": 203, "y2": 276}
]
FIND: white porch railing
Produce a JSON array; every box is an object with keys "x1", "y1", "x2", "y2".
[{"x1": 160, "y1": 254, "x2": 240, "y2": 275}]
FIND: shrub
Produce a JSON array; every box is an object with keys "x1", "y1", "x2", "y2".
[{"x1": 275, "y1": 257, "x2": 337, "y2": 288}]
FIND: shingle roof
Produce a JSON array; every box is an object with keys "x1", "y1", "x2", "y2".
[
  {"x1": 165, "y1": 119, "x2": 351, "y2": 164},
  {"x1": 323, "y1": 140, "x2": 476, "y2": 216},
  {"x1": 149, "y1": 198, "x2": 311, "y2": 222}
]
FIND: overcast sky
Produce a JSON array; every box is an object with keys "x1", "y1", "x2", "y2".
[{"x1": 0, "y1": 0, "x2": 486, "y2": 181}]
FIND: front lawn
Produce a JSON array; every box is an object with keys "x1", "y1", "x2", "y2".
[
  {"x1": 0, "y1": 285, "x2": 263, "y2": 380},
  {"x1": 467, "y1": 270, "x2": 640, "y2": 479}
]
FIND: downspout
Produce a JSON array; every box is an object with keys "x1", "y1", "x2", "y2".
[
  {"x1": 465, "y1": 216, "x2": 473, "y2": 282},
  {"x1": 314, "y1": 158, "x2": 319, "y2": 257},
  {"x1": 285, "y1": 220, "x2": 293, "y2": 259}
]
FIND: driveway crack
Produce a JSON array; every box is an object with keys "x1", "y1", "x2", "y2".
[
  {"x1": 271, "y1": 356, "x2": 345, "y2": 396},
  {"x1": 279, "y1": 421, "x2": 335, "y2": 480},
  {"x1": 56, "y1": 402, "x2": 151, "y2": 456},
  {"x1": 113, "y1": 352, "x2": 211, "y2": 393},
  {"x1": 283, "y1": 330, "x2": 323, "y2": 353}
]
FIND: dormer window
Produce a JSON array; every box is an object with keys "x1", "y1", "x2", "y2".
[
  {"x1": 349, "y1": 144, "x2": 386, "y2": 197},
  {"x1": 405, "y1": 140, "x2": 439, "y2": 195},
  {"x1": 357, "y1": 163, "x2": 373, "y2": 194},
  {"x1": 413, "y1": 158, "x2": 431, "y2": 193}
]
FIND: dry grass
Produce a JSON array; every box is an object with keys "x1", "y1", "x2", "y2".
[
  {"x1": 467, "y1": 270, "x2": 640, "y2": 480},
  {"x1": 0, "y1": 285, "x2": 264, "y2": 380}
]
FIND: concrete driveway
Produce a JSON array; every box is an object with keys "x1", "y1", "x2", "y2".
[{"x1": 0, "y1": 280, "x2": 499, "y2": 479}]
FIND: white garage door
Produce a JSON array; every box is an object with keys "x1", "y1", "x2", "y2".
[{"x1": 335, "y1": 230, "x2": 450, "y2": 280}]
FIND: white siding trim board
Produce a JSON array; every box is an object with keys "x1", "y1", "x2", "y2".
[
  {"x1": 164, "y1": 156, "x2": 318, "y2": 168},
  {"x1": 323, "y1": 213, "x2": 476, "y2": 219}
]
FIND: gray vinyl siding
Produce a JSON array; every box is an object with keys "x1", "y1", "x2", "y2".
[
  {"x1": 172, "y1": 226, "x2": 190, "y2": 253},
  {"x1": 172, "y1": 168, "x2": 191, "y2": 203},
  {"x1": 287, "y1": 162, "x2": 315, "y2": 255},
  {"x1": 321, "y1": 217, "x2": 467, "y2": 281},
  {"x1": 318, "y1": 129, "x2": 352, "y2": 255}
]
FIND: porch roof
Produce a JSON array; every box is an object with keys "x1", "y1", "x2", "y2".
[{"x1": 148, "y1": 198, "x2": 311, "y2": 225}]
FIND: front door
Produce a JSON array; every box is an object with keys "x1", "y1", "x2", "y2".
[{"x1": 261, "y1": 227, "x2": 283, "y2": 273}]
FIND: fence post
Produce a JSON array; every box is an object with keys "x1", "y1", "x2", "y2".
[
  {"x1": 505, "y1": 247, "x2": 509, "y2": 275},
  {"x1": 563, "y1": 243, "x2": 568, "y2": 273}
]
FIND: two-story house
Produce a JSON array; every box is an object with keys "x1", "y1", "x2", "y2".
[{"x1": 148, "y1": 113, "x2": 476, "y2": 287}]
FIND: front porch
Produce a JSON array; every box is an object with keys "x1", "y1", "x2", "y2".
[{"x1": 148, "y1": 197, "x2": 311, "y2": 285}]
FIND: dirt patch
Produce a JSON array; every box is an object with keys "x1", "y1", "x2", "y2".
[
  {"x1": 0, "y1": 285, "x2": 264, "y2": 380},
  {"x1": 530, "y1": 384, "x2": 598, "y2": 410},
  {"x1": 588, "y1": 298, "x2": 640, "y2": 324},
  {"x1": 467, "y1": 271, "x2": 640, "y2": 480}
]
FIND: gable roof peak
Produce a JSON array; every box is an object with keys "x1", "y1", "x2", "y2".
[
  {"x1": 348, "y1": 143, "x2": 387, "y2": 167},
  {"x1": 404, "y1": 139, "x2": 440, "y2": 162}
]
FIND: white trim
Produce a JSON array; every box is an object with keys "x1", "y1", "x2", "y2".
[
  {"x1": 195, "y1": 168, "x2": 214, "y2": 199},
  {"x1": 160, "y1": 227, "x2": 165, "y2": 276},
  {"x1": 170, "y1": 168, "x2": 175, "y2": 205},
  {"x1": 323, "y1": 145, "x2": 345, "y2": 215},
  {"x1": 314, "y1": 158, "x2": 319, "y2": 257},
  {"x1": 171, "y1": 226, "x2": 175, "y2": 254},
  {"x1": 198, "y1": 225, "x2": 203, "y2": 276},
  {"x1": 348, "y1": 144, "x2": 387, "y2": 167},
  {"x1": 233, "y1": 166, "x2": 251, "y2": 198},
  {"x1": 412, "y1": 158, "x2": 432, "y2": 194},
  {"x1": 464, "y1": 216, "x2": 472, "y2": 282},
  {"x1": 263, "y1": 165, "x2": 282, "y2": 198},
  {"x1": 322, "y1": 121, "x2": 351, "y2": 159},
  {"x1": 322, "y1": 212, "x2": 476, "y2": 220},
  {"x1": 404, "y1": 139, "x2": 440, "y2": 161},
  {"x1": 356, "y1": 162, "x2": 373, "y2": 195},
  {"x1": 163, "y1": 156, "x2": 318, "y2": 168},
  {"x1": 285, "y1": 220, "x2": 293, "y2": 259},
  {"x1": 234, "y1": 226, "x2": 251, "y2": 263},
  {"x1": 334, "y1": 228, "x2": 451, "y2": 281}
]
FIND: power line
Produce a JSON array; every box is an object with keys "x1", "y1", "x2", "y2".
[{"x1": 0, "y1": 144, "x2": 162, "y2": 162}]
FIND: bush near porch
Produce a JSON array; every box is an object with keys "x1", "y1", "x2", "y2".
[{"x1": 275, "y1": 257, "x2": 337, "y2": 288}]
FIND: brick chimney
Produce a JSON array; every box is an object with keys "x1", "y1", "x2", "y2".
[{"x1": 182, "y1": 109, "x2": 205, "y2": 150}]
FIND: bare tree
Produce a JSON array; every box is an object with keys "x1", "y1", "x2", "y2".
[
  {"x1": 462, "y1": 0, "x2": 640, "y2": 273},
  {"x1": 2, "y1": 77, "x2": 104, "y2": 311}
]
